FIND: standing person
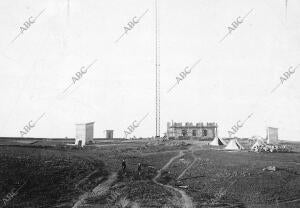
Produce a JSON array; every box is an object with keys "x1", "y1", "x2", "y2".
[
  {"x1": 122, "y1": 159, "x2": 126, "y2": 173},
  {"x1": 137, "y1": 163, "x2": 142, "y2": 176}
]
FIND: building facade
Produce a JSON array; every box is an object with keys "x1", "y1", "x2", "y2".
[
  {"x1": 75, "y1": 122, "x2": 95, "y2": 146},
  {"x1": 166, "y1": 121, "x2": 218, "y2": 139}
]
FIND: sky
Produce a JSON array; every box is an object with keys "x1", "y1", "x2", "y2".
[{"x1": 0, "y1": 0, "x2": 299, "y2": 140}]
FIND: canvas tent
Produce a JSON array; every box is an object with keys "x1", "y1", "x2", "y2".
[
  {"x1": 210, "y1": 137, "x2": 226, "y2": 146},
  {"x1": 225, "y1": 139, "x2": 244, "y2": 150},
  {"x1": 251, "y1": 139, "x2": 266, "y2": 150}
]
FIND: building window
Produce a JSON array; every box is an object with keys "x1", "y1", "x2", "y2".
[
  {"x1": 202, "y1": 129, "x2": 208, "y2": 136},
  {"x1": 192, "y1": 130, "x2": 197, "y2": 136},
  {"x1": 182, "y1": 129, "x2": 187, "y2": 136}
]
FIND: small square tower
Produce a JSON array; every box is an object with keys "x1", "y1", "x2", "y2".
[
  {"x1": 105, "y1": 130, "x2": 114, "y2": 139},
  {"x1": 266, "y1": 127, "x2": 278, "y2": 144},
  {"x1": 75, "y1": 122, "x2": 95, "y2": 146}
]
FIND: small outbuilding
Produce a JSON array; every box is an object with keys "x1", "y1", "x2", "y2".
[
  {"x1": 105, "y1": 130, "x2": 114, "y2": 139},
  {"x1": 266, "y1": 127, "x2": 278, "y2": 144},
  {"x1": 75, "y1": 122, "x2": 95, "y2": 146}
]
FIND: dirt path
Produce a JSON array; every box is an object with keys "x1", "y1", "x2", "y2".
[
  {"x1": 177, "y1": 158, "x2": 198, "y2": 180},
  {"x1": 153, "y1": 150, "x2": 184, "y2": 181},
  {"x1": 277, "y1": 198, "x2": 300, "y2": 205},
  {"x1": 177, "y1": 146, "x2": 198, "y2": 180},
  {"x1": 75, "y1": 169, "x2": 100, "y2": 189},
  {"x1": 153, "y1": 150, "x2": 194, "y2": 208},
  {"x1": 142, "y1": 150, "x2": 179, "y2": 156},
  {"x1": 72, "y1": 172, "x2": 117, "y2": 208}
]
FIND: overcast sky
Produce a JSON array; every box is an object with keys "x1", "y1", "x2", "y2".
[{"x1": 0, "y1": 0, "x2": 299, "y2": 140}]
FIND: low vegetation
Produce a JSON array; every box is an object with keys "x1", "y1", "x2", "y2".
[{"x1": 0, "y1": 138, "x2": 299, "y2": 207}]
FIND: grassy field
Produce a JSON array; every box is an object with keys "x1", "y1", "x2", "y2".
[
  {"x1": 0, "y1": 138, "x2": 299, "y2": 207},
  {"x1": 0, "y1": 139, "x2": 189, "y2": 207},
  {"x1": 0, "y1": 146, "x2": 109, "y2": 207},
  {"x1": 182, "y1": 150, "x2": 299, "y2": 208}
]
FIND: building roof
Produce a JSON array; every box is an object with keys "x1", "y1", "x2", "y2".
[
  {"x1": 76, "y1": 122, "x2": 95, "y2": 125},
  {"x1": 168, "y1": 122, "x2": 218, "y2": 128},
  {"x1": 169, "y1": 125, "x2": 217, "y2": 128}
]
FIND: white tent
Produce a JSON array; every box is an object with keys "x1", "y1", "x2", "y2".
[
  {"x1": 251, "y1": 139, "x2": 266, "y2": 150},
  {"x1": 210, "y1": 137, "x2": 226, "y2": 146},
  {"x1": 225, "y1": 139, "x2": 244, "y2": 150}
]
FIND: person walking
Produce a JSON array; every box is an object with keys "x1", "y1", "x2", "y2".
[
  {"x1": 137, "y1": 163, "x2": 142, "y2": 176},
  {"x1": 122, "y1": 159, "x2": 126, "y2": 173}
]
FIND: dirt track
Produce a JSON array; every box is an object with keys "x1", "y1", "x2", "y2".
[
  {"x1": 153, "y1": 150, "x2": 194, "y2": 208},
  {"x1": 72, "y1": 172, "x2": 117, "y2": 208},
  {"x1": 177, "y1": 146, "x2": 198, "y2": 180}
]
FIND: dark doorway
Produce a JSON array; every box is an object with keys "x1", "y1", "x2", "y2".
[{"x1": 202, "y1": 129, "x2": 208, "y2": 137}]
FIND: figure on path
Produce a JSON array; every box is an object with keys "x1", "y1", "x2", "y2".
[
  {"x1": 122, "y1": 159, "x2": 126, "y2": 173},
  {"x1": 137, "y1": 163, "x2": 142, "y2": 176}
]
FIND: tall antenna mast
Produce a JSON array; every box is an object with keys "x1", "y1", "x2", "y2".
[
  {"x1": 155, "y1": 0, "x2": 160, "y2": 138},
  {"x1": 285, "y1": 0, "x2": 288, "y2": 21},
  {"x1": 66, "y1": 0, "x2": 70, "y2": 24}
]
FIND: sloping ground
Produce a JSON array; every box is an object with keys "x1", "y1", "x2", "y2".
[
  {"x1": 109, "y1": 150, "x2": 191, "y2": 207},
  {"x1": 5, "y1": 140, "x2": 299, "y2": 207},
  {"x1": 0, "y1": 140, "x2": 190, "y2": 207},
  {"x1": 85, "y1": 143, "x2": 194, "y2": 207},
  {"x1": 155, "y1": 154, "x2": 193, "y2": 185},
  {"x1": 123, "y1": 180, "x2": 183, "y2": 207},
  {"x1": 95, "y1": 142, "x2": 188, "y2": 174},
  {"x1": 153, "y1": 150, "x2": 194, "y2": 208},
  {"x1": 181, "y1": 149, "x2": 300, "y2": 207},
  {"x1": 72, "y1": 172, "x2": 118, "y2": 208},
  {"x1": 0, "y1": 146, "x2": 108, "y2": 208}
]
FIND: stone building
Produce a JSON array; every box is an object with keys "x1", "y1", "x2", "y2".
[{"x1": 166, "y1": 121, "x2": 218, "y2": 139}]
